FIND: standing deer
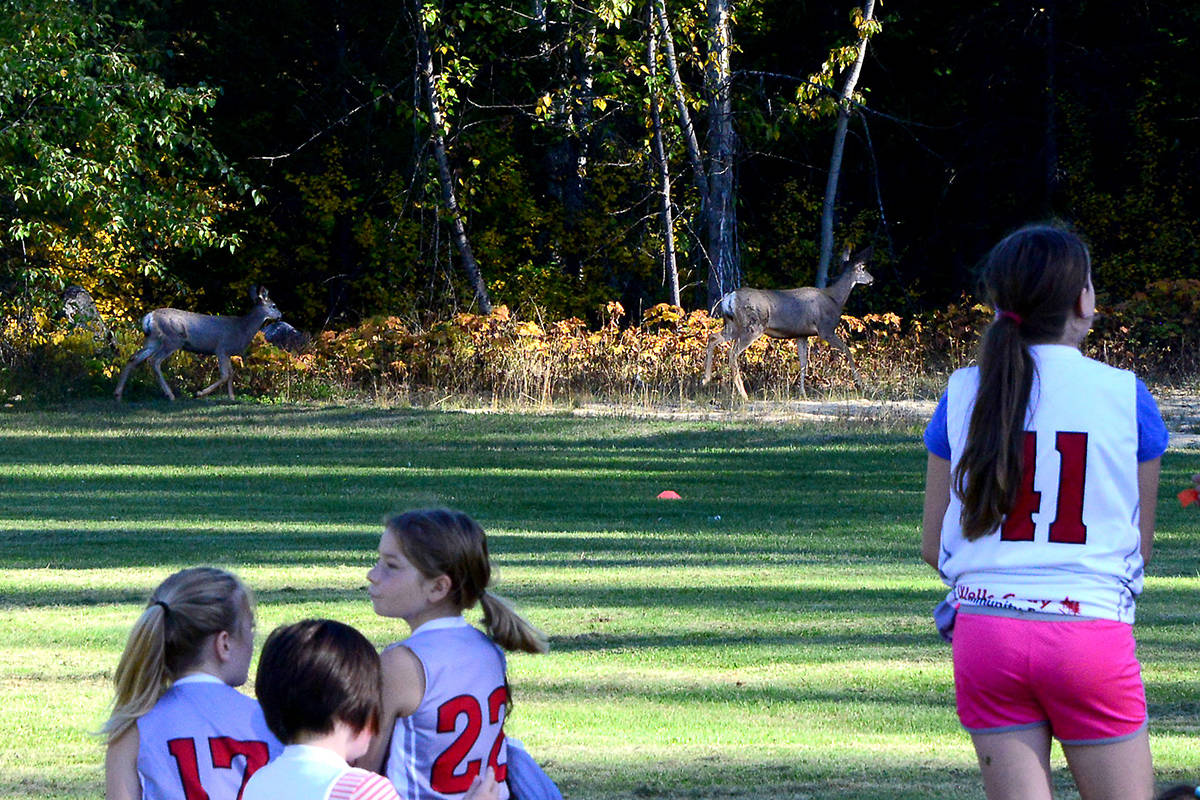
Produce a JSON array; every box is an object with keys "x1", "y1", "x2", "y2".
[
  {"x1": 703, "y1": 247, "x2": 874, "y2": 399},
  {"x1": 114, "y1": 286, "x2": 282, "y2": 401}
]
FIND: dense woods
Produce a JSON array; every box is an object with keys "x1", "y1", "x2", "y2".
[{"x1": 1, "y1": 0, "x2": 1197, "y2": 335}]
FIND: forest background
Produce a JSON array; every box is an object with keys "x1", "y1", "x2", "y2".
[{"x1": 1, "y1": 0, "x2": 1198, "y2": 400}]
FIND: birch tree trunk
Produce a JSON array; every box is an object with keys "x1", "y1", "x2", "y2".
[
  {"x1": 704, "y1": 0, "x2": 738, "y2": 305},
  {"x1": 647, "y1": 3, "x2": 680, "y2": 306},
  {"x1": 653, "y1": 0, "x2": 707, "y2": 204},
  {"x1": 413, "y1": 1, "x2": 492, "y2": 314},
  {"x1": 816, "y1": 0, "x2": 876, "y2": 288}
]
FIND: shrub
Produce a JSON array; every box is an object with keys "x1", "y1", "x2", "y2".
[{"x1": 2, "y1": 286, "x2": 1195, "y2": 405}]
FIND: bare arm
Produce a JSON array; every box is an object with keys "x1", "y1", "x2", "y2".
[
  {"x1": 1138, "y1": 458, "x2": 1161, "y2": 564},
  {"x1": 356, "y1": 645, "x2": 426, "y2": 773},
  {"x1": 105, "y1": 726, "x2": 141, "y2": 800},
  {"x1": 922, "y1": 454, "x2": 951, "y2": 570}
]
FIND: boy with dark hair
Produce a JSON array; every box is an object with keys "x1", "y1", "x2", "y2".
[{"x1": 243, "y1": 619, "x2": 495, "y2": 800}]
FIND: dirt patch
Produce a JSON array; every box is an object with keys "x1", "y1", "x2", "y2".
[
  {"x1": 570, "y1": 397, "x2": 933, "y2": 426},
  {"x1": 1155, "y1": 390, "x2": 1200, "y2": 449},
  {"x1": 569, "y1": 391, "x2": 1200, "y2": 449}
]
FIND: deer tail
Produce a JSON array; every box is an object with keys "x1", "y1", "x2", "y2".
[
  {"x1": 710, "y1": 291, "x2": 737, "y2": 319},
  {"x1": 139, "y1": 312, "x2": 156, "y2": 336}
]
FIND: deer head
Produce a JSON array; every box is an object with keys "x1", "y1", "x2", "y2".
[
  {"x1": 841, "y1": 246, "x2": 875, "y2": 287},
  {"x1": 252, "y1": 286, "x2": 283, "y2": 323}
]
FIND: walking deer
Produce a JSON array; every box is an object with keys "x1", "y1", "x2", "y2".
[
  {"x1": 114, "y1": 286, "x2": 282, "y2": 401},
  {"x1": 703, "y1": 247, "x2": 874, "y2": 399}
]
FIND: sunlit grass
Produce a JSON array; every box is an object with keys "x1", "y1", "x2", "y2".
[{"x1": 0, "y1": 403, "x2": 1197, "y2": 800}]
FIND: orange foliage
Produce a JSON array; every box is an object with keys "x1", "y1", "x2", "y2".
[{"x1": 13, "y1": 288, "x2": 1197, "y2": 402}]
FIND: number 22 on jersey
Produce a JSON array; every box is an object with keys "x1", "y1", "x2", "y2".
[
  {"x1": 1001, "y1": 431, "x2": 1088, "y2": 544},
  {"x1": 431, "y1": 685, "x2": 509, "y2": 794}
]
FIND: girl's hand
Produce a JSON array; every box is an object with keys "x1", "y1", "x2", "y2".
[{"x1": 464, "y1": 767, "x2": 499, "y2": 800}]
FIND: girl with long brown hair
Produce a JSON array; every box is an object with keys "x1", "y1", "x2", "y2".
[
  {"x1": 921, "y1": 225, "x2": 1168, "y2": 800},
  {"x1": 357, "y1": 509, "x2": 551, "y2": 800}
]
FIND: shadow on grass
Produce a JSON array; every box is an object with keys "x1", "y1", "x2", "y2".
[{"x1": 0, "y1": 746, "x2": 1111, "y2": 800}]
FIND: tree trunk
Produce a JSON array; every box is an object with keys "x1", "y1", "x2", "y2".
[
  {"x1": 817, "y1": 0, "x2": 876, "y2": 288},
  {"x1": 647, "y1": 3, "x2": 680, "y2": 306},
  {"x1": 653, "y1": 0, "x2": 707, "y2": 204},
  {"x1": 412, "y1": 1, "x2": 492, "y2": 314},
  {"x1": 704, "y1": 0, "x2": 738, "y2": 306}
]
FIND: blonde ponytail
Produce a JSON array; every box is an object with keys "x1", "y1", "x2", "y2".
[
  {"x1": 102, "y1": 567, "x2": 248, "y2": 743},
  {"x1": 104, "y1": 604, "x2": 171, "y2": 742}
]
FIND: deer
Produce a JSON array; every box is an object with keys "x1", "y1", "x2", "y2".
[
  {"x1": 114, "y1": 286, "x2": 282, "y2": 401},
  {"x1": 703, "y1": 247, "x2": 874, "y2": 400}
]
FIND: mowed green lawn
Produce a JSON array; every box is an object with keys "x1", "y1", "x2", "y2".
[{"x1": 0, "y1": 403, "x2": 1196, "y2": 800}]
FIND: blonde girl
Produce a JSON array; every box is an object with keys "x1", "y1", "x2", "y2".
[
  {"x1": 921, "y1": 225, "x2": 1168, "y2": 800},
  {"x1": 359, "y1": 509, "x2": 548, "y2": 800},
  {"x1": 104, "y1": 567, "x2": 282, "y2": 800}
]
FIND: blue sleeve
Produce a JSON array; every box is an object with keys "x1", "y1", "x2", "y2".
[
  {"x1": 1135, "y1": 380, "x2": 1169, "y2": 462},
  {"x1": 924, "y1": 390, "x2": 951, "y2": 460}
]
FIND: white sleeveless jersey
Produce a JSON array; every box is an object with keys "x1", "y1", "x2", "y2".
[
  {"x1": 939, "y1": 345, "x2": 1144, "y2": 623},
  {"x1": 243, "y1": 744, "x2": 400, "y2": 800},
  {"x1": 136, "y1": 674, "x2": 283, "y2": 800},
  {"x1": 385, "y1": 617, "x2": 510, "y2": 800}
]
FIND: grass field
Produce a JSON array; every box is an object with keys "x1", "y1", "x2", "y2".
[{"x1": 0, "y1": 401, "x2": 1197, "y2": 800}]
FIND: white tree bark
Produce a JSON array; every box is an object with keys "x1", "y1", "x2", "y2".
[
  {"x1": 413, "y1": 1, "x2": 492, "y2": 313},
  {"x1": 817, "y1": 0, "x2": 876, "y2": 288},
  {"x1": 647, "y1": 4, "x2": 680, "y2": 306},
  {"x1": 653, "y1": 0, "x2": 707, "y2": 202}
]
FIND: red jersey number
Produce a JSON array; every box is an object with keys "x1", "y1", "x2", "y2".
[
  {"x1": 167, "y1": 737, "x2": 270, "y2": 800},
  {"x1": 431, "y1": 686, "x2": 509, "y2": 793},
  {"x1": 1000, "y1": 431, "x2": 1088, "y2": 544}
]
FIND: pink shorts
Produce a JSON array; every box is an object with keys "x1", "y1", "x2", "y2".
[{"x1": 952, "y1": 611, "x2": 1146, "y2": 744}]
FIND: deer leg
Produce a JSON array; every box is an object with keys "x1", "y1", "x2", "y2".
[
  {"x1": 196, "y1": 353, "x2": 233, "y2": 398},
  {"x1": 825, "y1": 331, "x2": 864, "y2": 388},
  {"x1": 147, "y1": 347, "x2": 179, "y2": 401},
  {"x1": 113, "y1": 341, "x2": 158, "y2": 400},
  {"x1": 727, "y1": 330, "x2": 761, "y2": 401},
  {"x1": 796, "y1": 337, "x2": 809, "y2": 398},
  {"x1": 703, "y1": 328, "x2": 732, "y2": 385}
]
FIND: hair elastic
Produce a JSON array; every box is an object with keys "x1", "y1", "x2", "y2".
[
  {"x1": 997, "y1": 309, "x2": 1023, "y2": 325},
  {"x1": 153, "y1": 600, "x2": 171, "y2": 615},
  {"x1": 1193, "y1": 787, "x2": 1200, "y2": 799}
]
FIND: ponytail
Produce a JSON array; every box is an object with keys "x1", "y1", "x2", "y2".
[
  {"x1": 480, "y1": 590, "x2": 549, "y2": 654},
  {"x1": 385, "y1": 509, "x2": 549, "y2": 654},
  {"x1": 952, "y1": 224, "x2": 1091, "y2": 540},
  {"x1": 103, "y1": 567, "x2": 248, "y2": 742},
  {"x1": 954, "y1": 317, "x2": 1034, "y2": 539}
]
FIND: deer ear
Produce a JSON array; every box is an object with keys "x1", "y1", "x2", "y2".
[{"x1": 853, "y1": 246, "x2": 874, "y2": 264}]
